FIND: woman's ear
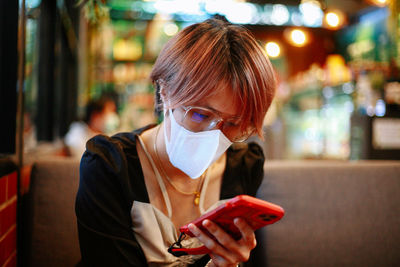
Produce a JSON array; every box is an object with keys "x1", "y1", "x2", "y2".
[{"x1": 158, "y1": 81, "x2": 168, "y2": 104}]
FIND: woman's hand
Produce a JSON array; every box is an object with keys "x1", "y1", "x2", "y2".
[{"x1": 188, "y1": 218, "x2": 257, "y2": 267}]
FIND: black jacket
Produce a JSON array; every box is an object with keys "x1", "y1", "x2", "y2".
[{"x1": 75, "y1": 125, "x2": 265, "y2": 267}]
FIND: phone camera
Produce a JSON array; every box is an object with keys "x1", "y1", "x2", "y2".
[{"x1": 258, "y1": 214, "x2": 278, "y2": 221}]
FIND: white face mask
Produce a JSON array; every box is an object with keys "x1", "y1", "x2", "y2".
[{"x1": 164, "y1": 109, "x2": 232, "y2": 179}]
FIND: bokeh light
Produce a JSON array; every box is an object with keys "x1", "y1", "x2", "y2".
[
  {"x1": 265, "y1": 42, "x2": 281, "y2": 58},
  {"x1": 163, "y1": 22, "x2": 179, "y2": 36},
  {"x1": 367, "y1": 0, "x2": 389, "y2": 6},
  {"x1": 326, "y1": 12, "x2": 340, "y2": 27},
  {"x1": 271, "y1": 4, "x2": 290, "y2": 25},
  {"x1": 290, "y1": 29, "x2": 307, "y2": 46},
  {"x1": 299, "y1": 0, "x2": 323, "y2": 27},
  {"x1": 324, "y1": 9, "x2": 346, "y2": 29}
]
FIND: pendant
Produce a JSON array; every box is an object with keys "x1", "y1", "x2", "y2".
[{"x1": 194, "y1": 192, "x2": 200, "y2": 206}]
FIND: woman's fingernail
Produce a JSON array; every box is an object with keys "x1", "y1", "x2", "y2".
[
  {"x1": 202, "y1": 219, "x2": 211, "y2": 227},
  {"x1": 234, "y1": 217, "x2": 241, "y2": 225}
]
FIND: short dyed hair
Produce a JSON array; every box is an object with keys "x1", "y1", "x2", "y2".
[{"x1": 150, "y1": 18, "x2": 276, "y2": 136}]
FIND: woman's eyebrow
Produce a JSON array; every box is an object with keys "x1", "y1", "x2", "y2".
[{"x1": 203, "y1": 105, "x2": 241, "y2": 120}]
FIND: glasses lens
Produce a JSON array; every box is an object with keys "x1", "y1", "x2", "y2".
[
  {"x1": 229, "y1": 127, "x2": 255, "y2": 142},
  {"x1": 183, "y1": 107, "x2": 219, "y2": 132}
]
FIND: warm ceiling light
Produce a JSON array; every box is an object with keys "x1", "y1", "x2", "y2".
[
  {"x1": 324, "y1": 9, "x2": 346, "y2": 29},
  {"x1": 291, "y1": 29, "x2": 307, "y2": 46},
  {"x1": 284, "y1": 28, "x2": 310, "y2": 47},
  {"x1": 265, "y1": 42, "x2": 281, "y2": 58},
  {"x1": 375, "y1": 0, "x2": 388, "y2": 4},
  {"x1": 367, "y1": 0, "x2": 389, "y2": 6},
  {"x1": 326, "y1": 12, "x2": 340, "y2": 27}
]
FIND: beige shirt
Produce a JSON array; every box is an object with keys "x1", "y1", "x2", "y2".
[{"x1": 134, "y1": 135, "x2": 227, "y2": 266}]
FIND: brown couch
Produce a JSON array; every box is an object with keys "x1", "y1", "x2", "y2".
[
  {"x1": 21, "y1": 158, "x2": 400, "y2": 266},
  {"x1": 20, "y1": 157, "x2": 81, "y2": 267},
  {"x1": 253, "y1": 160, "x2": 400, "y2": 267}
]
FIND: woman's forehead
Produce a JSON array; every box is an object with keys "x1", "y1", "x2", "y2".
[{"x1": 192, "y1": 87, "x2": 242, "y2": 118}]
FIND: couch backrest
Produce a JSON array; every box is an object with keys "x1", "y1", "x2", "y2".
[
  {"x1": 22, "y1": 157, "x2": 81, "y2": 267},
  {"x1": 23, "y1": 158, "x2": 400, "y2": 267},
  {"x1": 254, "y1": 160, "x2": 400, "y2": 267}
]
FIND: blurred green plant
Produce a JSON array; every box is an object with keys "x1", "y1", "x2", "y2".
[
  {"x1": 76, "y1": 0, "x2": 109, "y2": 24},
  {"x1": 368, "y1": 70, "x2": 385, "y2": 92}
]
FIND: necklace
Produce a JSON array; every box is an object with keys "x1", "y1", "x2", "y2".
[{"x1": 153, "y1": 125, "x2": 206, "y2": 206}]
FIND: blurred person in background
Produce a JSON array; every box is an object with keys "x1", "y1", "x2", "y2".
[
  {"x1": 65, "y1": 96, "x2": 119, "y2": 158},
  {"x1": 76, "y1": 17, "x2": 276, "y2": 267}
]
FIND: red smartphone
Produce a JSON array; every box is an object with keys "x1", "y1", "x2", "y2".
[{"x1": 180, "y1": 195, "x2": 284, "y2": 240}]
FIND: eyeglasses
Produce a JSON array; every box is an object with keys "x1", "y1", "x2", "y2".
[{"x1": 175, "y1": 105, "x2": 255, "y2": 142}]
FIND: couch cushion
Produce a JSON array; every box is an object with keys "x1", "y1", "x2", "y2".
[
  {"x1": 255, "y1": 160, "x2": 400, "y2": 267},
  {"x1": 25, "y1": 157, "x2": 81, "y2": 267}
]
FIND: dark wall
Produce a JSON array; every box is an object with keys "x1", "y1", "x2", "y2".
[
  {"x1": 0, "y1": 1, "x2": 18, "y2": 154},
  {"x1": 248, "y1": 25, "x2": 336, "y2": 77},
  {"x1": 36, "y1": 0, "x2": 79, "y2": 141}
]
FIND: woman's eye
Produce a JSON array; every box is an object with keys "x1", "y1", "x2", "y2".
[
  {"x1": 191, "y1": 111, "x2": 209, "y2": 123},
  {"x1": 225, "y1": 121, "x2": 239, "y2": 128}
]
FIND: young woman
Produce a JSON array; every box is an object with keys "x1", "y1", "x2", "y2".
[{"x1": 75, "y1": 18, "x2": 276, "y2": 267}]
